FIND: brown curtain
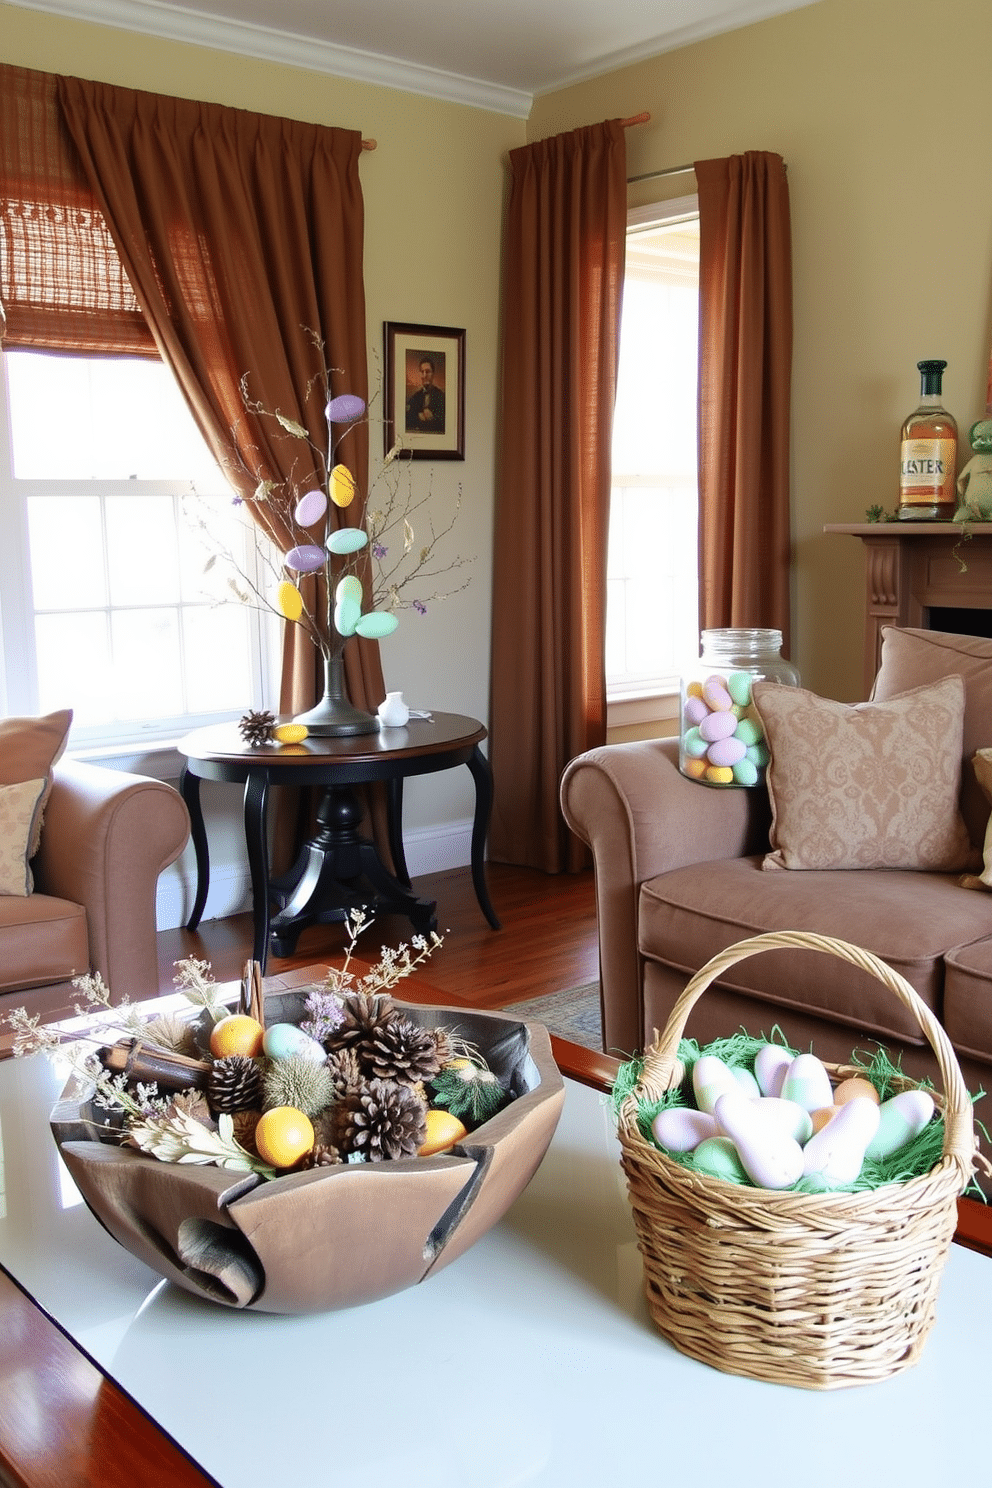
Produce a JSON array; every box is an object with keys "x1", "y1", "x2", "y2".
[
  {"x1": 488, "y1": 120, "x2": 627, "y2": 873},
  {"x1": 695, "y1": 152, "x2": 793, "y2": 649},
  {"x1": 55, "y1": 74, "x2": 381, "y2": 719}
]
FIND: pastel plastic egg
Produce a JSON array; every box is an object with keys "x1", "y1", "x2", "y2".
[
  {"x1": 691, "y1": 1136, "x2": 749, "y2": 1185},
  {"x1": 810, "y1": 1104, "x2": 839, "y2": 1134},
  {"x1": 727, "y1": 672, "x2": 753, "y2": 707},
  {"x1": 294, "y1": 489, "x2": 327, "y2": 526},
  {"x1": 651, "y1": 1107, "x2": 719, "y2": 1153},
  {"x1": 754, "y1": 1043, "x2": 794, "y2": 1098},
  {"x1": 273, "y1": 723, "x2": 308, "y2": 744},
  {"x1": 682, "y1": 727, "x2": 709, "y2": 759},
  {"x1": 326, "y1": 527, "x2": 368, "y2": 555},
  {"x1": 329, "y1": 463, "x2": 357, "y2": 508},
  {"x1": 683, "y1": 695, "x2": 708, "y2": 727},
  {"x1": 714, "y1": 1092, "x2": 805, "y2": 1189},
  {"x1": 864, "y1": 1089, "x2": 935, "y2": 1161},
  {"x1": 732, "y1": 758, "x2": 760, "y2": 787},
  {"x1": 733, "y1": 717, "x2": 764, "y2": 746},
  {"x1": 683, "y1": 757, "x2": 707, "y2": 778},
  {"x1": 730, "y1": 1065, "x2": 761, "y2": 1099},
  {"x1": 685, "y1": 680, "x2": 704, "y2": 700},
  {"x1": 692, "y1": 1055, "x2": 741, "y2": 1115},
  {"x1": 699, "y1": 709, "x2": 739, "y2": 743},
  {"x1": 704, "y1": 765, "x2": 734, "y2": 785},
  {"x1": 706, "y1": 736, "x2": 747, "y2": 768},
  {"x1": 334, "y1": 596, "x2": 361, "y2": 636},
  {"x1": 262, "y1": 1023, "x2": 327, "y2": 1063},
  {"x1": 336, "y1": 574, "x2": 363, "y2": 606},
  {"x1": 801, "y1": 1097, "x2": 880, "y2": 1186},
  {"x1": 781, "y1": 1053, "x2": 834, "y2": 1113},
  {"x1": 275, "y1": 580, "x2": 303, "y2": 621},
  {"x1": 355, "y1": 611, "x2": 399, "y2": 639},
  {"x1": 325, "y1": 393, "x2": 366, "y2": 423},
  {"x1": 701, "y1": 676, "x2": 733, "y2": 711},
  {"x1": 285, "y1": 543, "x2": 326, "y2": 573},
  {"x1": 833, "y1": 1076, "x2": 880, "y2": 1107},
  {"x1": 746, "y1": 742, "x2": 770, "y2": 767},
  {"x1": 756, "y1": 1096, "x2": 814, "y2": 1145}
]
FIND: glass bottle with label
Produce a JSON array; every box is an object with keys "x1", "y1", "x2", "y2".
[
  {"x1": 898, "y1": 359, "x2": 958, "y2": 520},
  {"x1": 679, "y1": 628, "x2": 800, "y2": 788}
]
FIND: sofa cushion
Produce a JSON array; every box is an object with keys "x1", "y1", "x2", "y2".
[
  {"x1": 943, "y1": 940, "x2": 992, "y2": 1064},
  {"x1": 0, "y1": 709, "x2": 73, "y2": 856},
  {"x1": 638, "y1": 856, "x2": 992, "y2": 1044},
  {"x1": 753, "y1": 675, "x2": 974, "y2": 872},
  {"x1": 0, "y1": 892, "x2": 89, "y2": 993},
  {"x1": 872, "y1": 626, "x2": 992, "y2": 848},
  {"x1": 0, "y1": 778, "x2": 46, "y2": 895}
]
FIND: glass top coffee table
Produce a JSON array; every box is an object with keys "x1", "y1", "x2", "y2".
[{"x1": 1, "y1": 970, "x2": 991, "y2": 1487}]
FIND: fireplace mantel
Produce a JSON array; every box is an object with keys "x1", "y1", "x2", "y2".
[{"x1": 825, "y1": 521, "x2": 992, "y2": 695}]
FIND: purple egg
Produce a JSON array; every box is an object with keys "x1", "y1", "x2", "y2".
[
  {"x1": 699, "y1": 709, "x2": 739, "y2": 743},
  {"x1": 285, "y1": 544, "x2": 326, "y2": 573},
  {"x1": 683, "y1": 695, "x2": 708, "y2": 727},
  {"x1": 325, "y1": 393, "x2": 366, "y2": 424},
  {"x1": 706, "y1": 736, "x2": 748, "y2": 768},
  {"x1": 294, "y1": 489, "x2": 327, "y2": 527}
]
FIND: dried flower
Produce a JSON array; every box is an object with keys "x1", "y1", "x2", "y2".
[
  {"x1": 126, "y1": 1109, "x2": 275, "y2": 1177},
  {"x1": 172, "y1": 958, "x2": 229, "y2": 1023}
]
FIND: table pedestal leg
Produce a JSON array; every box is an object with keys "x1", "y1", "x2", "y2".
[
  {"x1": 467, "y1": 744, "x2": 501, "y2": 929},
  {"x1": 180, "y1": 766, "x2": 209, "y2": 931},
  {"x1": 268, "y1": 783, "x2": 437, "y2": 959}
]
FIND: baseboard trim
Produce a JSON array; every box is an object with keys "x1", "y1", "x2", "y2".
[{"x1": 155, "y1": 818, "x2": 475, "y2": 930}]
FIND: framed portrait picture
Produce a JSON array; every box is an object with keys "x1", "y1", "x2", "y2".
[{"x1": 384, "y1": 322, "x2": 465, "y2": 460}]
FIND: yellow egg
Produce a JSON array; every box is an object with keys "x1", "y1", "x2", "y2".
[
  {"x1": 209, "y1": 1014, "x2": 265, "y2": 1059},
  {"x1": 329, "y1": 463, "x2": 357, "y2": 508},
  {"x1": 833, "y1": 1076, "x2": 880, "y2": 1106},
  {"x1": 418, "y1": 1109, "x2": 468, "y2": 1156},
  {"x1": 276, "y1": 580, "x2": 303, "y2": 621},
  {"x1": 704, "y1": 765, "x2": 734, "y2": 785},
  {"x1": 254, "y1": 1106, "x2": 315, "y2": 1168},
  {"x1": 273, "y1": 723, "x2": 309, "y2": 744},
  {"x1": 810, "y1": 1104, "x2": 839, "y2": 1134},
  {"x1": 683, "y1": 758, "x2": 707, "y2": 779}
]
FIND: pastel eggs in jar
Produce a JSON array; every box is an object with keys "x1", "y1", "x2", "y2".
[{"x1": 678, "y1": 627, "x2": 799, "y2": 788}]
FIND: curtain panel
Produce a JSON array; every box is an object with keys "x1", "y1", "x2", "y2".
[
  {"x1": 695, "y1": 151, "x2": 793, "y2": 649},
  {"x1": 488, "y1": 119, "x2": 627, "y2": 873},
  {"x1": 56, "y1": 75, "x2": 381, "y2": 720}
]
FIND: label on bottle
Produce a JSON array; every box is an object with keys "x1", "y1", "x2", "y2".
[{"x1": 900, "y1": 438, "x2": 956, "y2": 503}]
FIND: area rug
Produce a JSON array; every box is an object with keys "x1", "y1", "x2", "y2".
[{"x1": 500, "y1": 980, "x2": 602, "y2": 1051}]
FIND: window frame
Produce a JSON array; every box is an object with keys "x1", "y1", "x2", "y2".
[{"x1": 0, "y1": 347, "x2": 280, "y2": 754}]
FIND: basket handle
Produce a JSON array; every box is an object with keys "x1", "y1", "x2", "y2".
[{"x1": 638, "y1": 930, "x2": 975, "y2": 1173}]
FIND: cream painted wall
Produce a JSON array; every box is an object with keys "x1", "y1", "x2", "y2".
[
  {"x1": 1, "y1": 3, "x2": 523, "y2": 856},
  {"x1": 531, "y1": 0, "x2": 992, "y2": 703}
]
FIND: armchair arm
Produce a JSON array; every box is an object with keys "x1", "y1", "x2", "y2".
[
  {"x1": 34, "y1": 759, "x2": 190, "y2": 1003},
  {"x1": 560, "y1": 738, "x2": 771, "y2": 1057}
]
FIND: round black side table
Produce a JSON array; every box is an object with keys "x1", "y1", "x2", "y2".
[{"x1": 177, "y1": 713, "x2": 500, "y2": 970}]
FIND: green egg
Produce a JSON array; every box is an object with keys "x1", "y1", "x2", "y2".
[
  {"x1": 326, "y1": 527, "x2": 368, "y2": 555},
  {"x1": 727, "y1": 671, "x2": 753, "y2": 707},
  {"x1": 334, "y1": 596, "x2": 361, "y2": 636},
  {"x1": 732, "y1": 758, "x2": 759, "y2": 787},
  {"x1": 746, "y1": 742, "x2": 770, "y2": 767},
  {"x1": 682, "y1": 726, "x2": 708, "y2": 759},
  {"x1": 355, "y1": 610, "x2": 399, "y2": 639},
  {"x1": 734, "y1": 717, "x2": 763, "y2": 746},
  {"x1": 336, "y1": 574, "x2": 363, "y2": 606},
  {"x1": 691, "y1": 1136, "x2": 748, "y2": 1184}
]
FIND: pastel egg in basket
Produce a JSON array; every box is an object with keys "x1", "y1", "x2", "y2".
[{"x1": 50, "y1": 993, "x2": 564, "y2": 1315}]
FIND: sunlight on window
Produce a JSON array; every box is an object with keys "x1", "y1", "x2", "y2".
[{"x1": 607, "y1": 212, "x2": 700, "y2": 698}]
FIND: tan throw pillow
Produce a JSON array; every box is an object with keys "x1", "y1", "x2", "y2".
[
  {"x1": 752, "y1": 675, "x2": 974, "y2": 872},
  {"x1": 0, "y1": 777, "x2": 47, "y2": 895},
  {"x1": 0, "y1": 709, "x2": 72, "y2": 856}
]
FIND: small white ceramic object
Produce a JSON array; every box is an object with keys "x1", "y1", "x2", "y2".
[{"x1": 377, "y1": 691, "x2": 410, "y2": 727}]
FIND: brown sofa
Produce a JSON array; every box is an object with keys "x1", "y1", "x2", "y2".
[
  {"x1": 561, "y1": 627, "x2": 992, "y2": 1168},
  {"x1": 0, "y1": 757, "x2": 190, "y2": 1022}
]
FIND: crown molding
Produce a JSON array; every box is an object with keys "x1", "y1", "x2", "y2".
[{"x1": 6, "y1": 0, "x2": 535, "y2": 118}]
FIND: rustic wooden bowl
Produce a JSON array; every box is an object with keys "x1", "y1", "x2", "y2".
[{"x1": 51, "y1": 997, "x2": 565, "y2": 1314}]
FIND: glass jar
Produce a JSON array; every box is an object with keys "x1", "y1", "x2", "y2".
[{"x1": 679, "y1": 628, "x2": 800, "y2": 787}]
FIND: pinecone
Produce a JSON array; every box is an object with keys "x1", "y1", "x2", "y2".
[
  {"x1": 208, "y1": 1054, "x2": 263, "y2": 1114},
  {"x1": 325, "y1": 1046, "x2": 365, "y2": 1098},
  {"x1": 238, "y1": 709, "x2": 275, "y2": 747},
  {"x1": 335, "y1": 1078, "x2": 427, "y2": 1161},
  {"x1": 304, "y1": 1142, "x2": 342, "y2": 1169},
  {"x1": 232, "y1": 1109, "x2": 261, "y2": 1153},
  {"x1": 329, "y1": 992, "x2": 399, "y2": 1072},
  {"x1": 365, "y1": 1013, "x2": 444, "y2": 1087},
  {"x1": 431, "y1": 1027, "x2": 456, "y2": 1068}
]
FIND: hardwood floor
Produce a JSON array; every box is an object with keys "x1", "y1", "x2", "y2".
[{"x1": 155, "y1": 862, "x2": 600, "y2": 1010}]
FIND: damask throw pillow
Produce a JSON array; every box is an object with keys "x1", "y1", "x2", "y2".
[
  {"x1": 752, "y1": 675, "x2": 975, "y2": 872},
  {"x1": 961, "y1": 748, "x2": 992, "y2": 890},
  {"x1": 0, "y1": 777, "x2": 47, "y2": 895},
  {"x1": 0, "y1": 708, "x2": 72, "y2": 856}
]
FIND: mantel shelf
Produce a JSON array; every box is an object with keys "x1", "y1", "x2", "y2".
[{"x1": 825, "y1": 522, "x2": 992, "y2": 537}]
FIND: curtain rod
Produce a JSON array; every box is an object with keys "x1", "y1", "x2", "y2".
[{"x1": 627, "y1": 162, "x2": 694, "y2": 185}]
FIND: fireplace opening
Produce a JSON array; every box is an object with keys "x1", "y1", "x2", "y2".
[{"x1": 927, "y1": 607, "x2": 992, "y2": 639}]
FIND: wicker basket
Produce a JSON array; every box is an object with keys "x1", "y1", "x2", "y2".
[{"x1": 617, "y1": 930, "x2": 978, "y2": 1390}]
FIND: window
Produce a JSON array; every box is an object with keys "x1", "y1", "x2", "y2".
[
  {"x1": 607, "y1": 197, "x2": 700, "y2": 703},
  {"x1": 0, "y1": 350, "x2": 276, "y2": 748}
]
